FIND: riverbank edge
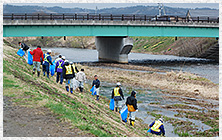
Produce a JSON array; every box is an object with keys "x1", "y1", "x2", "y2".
[{"x1": 3, "y1": 44, "x2": 157, "y2": 137}]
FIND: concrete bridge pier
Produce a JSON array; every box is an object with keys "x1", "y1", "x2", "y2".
[{"x1": 95, "y1": 37, "x2": 133, "y2": 63}]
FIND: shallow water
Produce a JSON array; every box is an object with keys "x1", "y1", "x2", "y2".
[
  {"x1": 48, "y1": 47, "x2": 218, "y2": 83},
  {"x1": 85, "y1": 80, "x2": 216, "y2": 137}
]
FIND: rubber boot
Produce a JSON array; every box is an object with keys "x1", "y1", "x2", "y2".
[
  {"x1": 129, "y1": 119, "x2": 132, "y2": 126},
  {"x1": 80, "y1": 87, "x2": 83, "y2": 92},
  {"x1": 131, "y1": 120, "x2": 135, "y2": 126},
  {"x1": 96, "y1": 95, "x2": 99, "y2": 101},
  {"x1": 115, "y1": 107, "x2": 118, "y2": 112},
  {"x1": 70, "y1": 88, "x2": 73, "y2": 94},
  {"x1": 66, "y1": 86, "x2": 69, "y2": 92},
  {"x1": 33, "y1": 68, "x2": 36, "y2": 74},
  {"x1": 37, "y1": 72, "x2": 40, "y2": 77}
]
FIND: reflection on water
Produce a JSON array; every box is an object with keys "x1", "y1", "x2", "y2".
[{"x1": 48, "y1": 47, "x2": 218, "y2": 84}]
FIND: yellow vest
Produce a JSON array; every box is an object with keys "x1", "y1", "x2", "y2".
[
  {"x1": 71, "y1": 63, "x2": 77, "y2": 73},
  {"x1": 58, "y1": 61, "x2": 63, "y2": 69},
  {"x1": 44, "y1": 53, "x2": 50, "y2": 63},
  {"x1": 114, "y1": 87, "x2": 120, "y2": 96},
  {"x1": 65, "y1": 65, "x2": 73, "y2": 75},
  {"x1": 151, "y1": 120, "x2": 163, "y2": 132}
]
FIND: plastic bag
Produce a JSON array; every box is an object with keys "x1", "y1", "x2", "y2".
[
  {"x1": 120, "y1": 105, "x2": 128, "y2": 122},
  {"x1": 17, "y1": 49, "x2": 25, "y2": 57},
  {"x1": 50, "y1": 64, "x2": 55, "y2": 76},
  {"x1": 50, "y1": 60, "x2": 56, "y2": 76},
  {"x1": 90, "y1": 86, "x2": 97, "y2": 96},
  {"x1": 110, "y1": 99, "x2": 114, "y2": 111},
  {"x1": 27, "y1": 51, "x2": 33, "y2": 65}
]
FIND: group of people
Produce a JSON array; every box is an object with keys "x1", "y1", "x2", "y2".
[
  {"x1": 111, "y1": 82, "x2": 165, "y2": 136},
  {"x1": 19, "y1": 42, "x2": 165, "y2": 137},
  {"x1": 111, "y1": 82, "x2": 138, "y2": 127},
  {"x1": 19, "y1": 42, "x2": 87, "y2": 94}
]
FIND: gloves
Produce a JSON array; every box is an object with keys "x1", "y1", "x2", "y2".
[{"x1": 136, "y1": 110, "x2": 138, "y2": 112}]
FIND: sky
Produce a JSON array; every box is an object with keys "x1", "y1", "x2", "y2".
[{"x1": 6, "y1": 3, "x2": 219, "y2": 10}]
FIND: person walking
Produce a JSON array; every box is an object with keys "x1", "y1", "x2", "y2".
[
  {"x1": 43, "y1": 49, "x2": 52, "y2": 78},
  {"x1": 92, "y1": 75, "x2": 100, "y2": 100},
  {"x1": 70, "y1": 62, "x2": 79, "y2": 75},
  {"x1": 147, "y1": 118, "x2": 165, "y2": 136},
  {"x1": 63, "y1": 60, "x2": 75, "y2": 94},
  {"x1": 29, "y1": 46, "x2": 44, "y2": 77},
  {"x1": 18, "y1": 42, "x2": 30, "y2": 61},
  {"x1": 126, "y1": 91, "x2": 138, "y2": 126},
  {"x1": 76, "y1": 69, "x2": 86, "y2": 92},
  {"x1": 111, "y1": 82, "x2": 124, "y2": 112},
  {"x1": 55, "y1": 54, "x2": 62, "y2": 64},
  {"x1": 55, "y1": 56, "x2": 65, "y2": 84}
]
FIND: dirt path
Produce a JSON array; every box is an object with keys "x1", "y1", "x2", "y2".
[{"x1": 3, "y1": 96, "x2": 94, "y2": 137}]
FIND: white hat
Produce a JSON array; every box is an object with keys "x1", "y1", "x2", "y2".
[
  {"x1": 65, "y1": 60, "x2": 69, "y2": 63},
  {"x1": 159, "y1": 118, "x2": 163, "y2": 122},
  {"x1": 117, "y1": 82, "x2": 121, "y2": 86},
  {"x1": 47, "y1": 49, "x2": 52, "y2": 53},
  {"x1": 69, "y1": 61, "x2": 73, "y2": 64},
  {"x1": 62, "y1": 56, "x2": 65, "y2": 60}
]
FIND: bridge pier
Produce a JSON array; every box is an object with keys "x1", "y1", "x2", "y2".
[{"x1": 95, "y1": 37, "x2": 133, "y2": 63}]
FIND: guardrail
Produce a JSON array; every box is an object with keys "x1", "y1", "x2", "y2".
[{"x1": 3, "y1": 13, "x2": 219, "y2": 23}]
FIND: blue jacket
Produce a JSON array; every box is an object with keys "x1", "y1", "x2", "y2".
[
  {"x1": 43, "y1": 53, "x2": 52, "y2": 66},
  {"x1": 149, "y1": 120, "x2": 165, "y2": 136},
  {"x1": 92, "y1": 79, "x2": 100, "y2": 88}
]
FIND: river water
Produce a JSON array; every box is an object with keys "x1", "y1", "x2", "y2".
[
  {"x1": 48, "y1": 47, "x2": 218, "y2": 84},
  {"x1": 47, "y1": 47, "x2": 218, "y2": 137}
]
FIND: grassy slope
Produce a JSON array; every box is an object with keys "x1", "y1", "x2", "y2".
[
  {"x1": 3, "y1": 45, "x2": 154, "y2": 137},
  {"x1": 131, "y1": 37, "x2": 218, "y2": 57}
]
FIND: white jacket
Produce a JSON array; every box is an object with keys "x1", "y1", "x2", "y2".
[{"x1": 76, "y1": 71, "x2": 86, "y2": 82}]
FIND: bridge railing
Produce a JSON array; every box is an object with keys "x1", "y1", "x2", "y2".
[{"x1": 3, "y1": 13, "x2": 219, "y2": 23}]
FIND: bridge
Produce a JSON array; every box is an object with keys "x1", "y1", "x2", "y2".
[{"x1": 3, "y1": 14, "x2": 219, "y2": 63}]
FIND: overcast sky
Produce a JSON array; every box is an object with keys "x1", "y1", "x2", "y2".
[{"x1": 6, "y1": 3, "x2": 219, "y2": 9}]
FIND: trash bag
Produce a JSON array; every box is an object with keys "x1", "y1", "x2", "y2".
[
  {"x1": 73, "y1": 78, "x2": 80, "y2": 90},
  {"x1": 17, "y1": 49, "x2": 25, "y2": 57},
  {"x1": 110, "y1": 99, "x2": 115, "y2": 111},
  {"x1": 50, "y1": 64, "x2": 55, "y2": 76},
  {"x1": 27, "y1": 51, "x2": 33, "y2": 65},
  {"x1": 90, "y1": 86, "x2": 97, "y2": 96},
  {"x1": 49, "y1": 60, "x2": 56, "y2": 76},
  {"x1": 120, "y1": 105, "x2": 128, "y2": 122}
]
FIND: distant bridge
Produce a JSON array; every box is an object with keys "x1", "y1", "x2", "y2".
[{"x1": 3, "y1": 14, "x2": 219, "y2": 63}]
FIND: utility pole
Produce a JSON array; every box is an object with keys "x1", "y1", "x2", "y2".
[
  {"x1": 162, "y1": 3, "x2": 166, "y2": 15},
  {"x1": 95, "y1": 6, "x2": 98, "y2": 15},
  {"x1": 158, "y1": 3, "x2": 161, "y2": 17},
  {"x1": 157, "y1": 3, "x2": 166, "y2": 17}
]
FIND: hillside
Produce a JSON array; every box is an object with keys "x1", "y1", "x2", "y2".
[
  {"x1": 131, "y1": 37, "x2": 218, "y2": 58},
  {"x1": 3, "y1": 4, "x2": 215, "y2": 16},
  {"x1": 3, "y1": 45, "x2": 151, "y2": 137}
]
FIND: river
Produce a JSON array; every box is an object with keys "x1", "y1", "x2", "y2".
[
  {"x1": 47, "y1": 47, "x2": 218, "y2": 84},
  {"x1": 47, "y1": 47, "x2": 218, "y2": 137}
]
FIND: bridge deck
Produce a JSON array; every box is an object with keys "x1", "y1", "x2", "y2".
[{"x1": 3, "y1": 20, "x2": 219, "y2": 37}]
